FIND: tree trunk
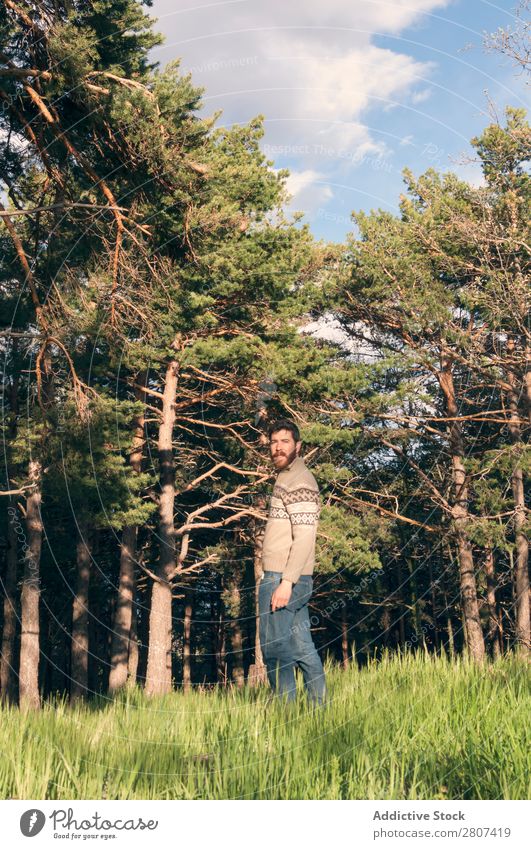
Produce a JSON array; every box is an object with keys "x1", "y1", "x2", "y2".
[
  {"x1": 210, "y1": 577, "x2": 226, "y2": 684},
  {"x1": 209, "y1": 588, "x2": 219, "y2": 682},
  {"x1": 429, "y1": 559, "x2": 440, "y2": 650},
  {"x1": 406, "y1": 554, "x2": 421, "y2": 643},
  {"x1": 442, "y1": 587, "x2": 456, "y2": 658},
  {"x1": 396, "y1": 559, "x2": 406, "y2": 650},
  {"x1": 247, "y1": 510, "x2": 267, "y2": 686},
  {"x1": 108, "y1": 374, "x2": 146, "y2": 693},
  {"x1": 55, "y1": 628, "x2": 69, "y2": 696},
  {"x1": 0, "y1": 499, "x2": 19, "y2": 704},
  {"x1": 127, "y1": 598, "x2": 139, "y2": 686},
  {"x1": 1, "y1": 356, "x2": 20, "y2": 704},
  {"x1": 19, "y1": 458, "x2": 43, "y2": 710},
  {"x1": 19, "y1": 348, "x2": 54, "y2": 709},
  {"x1": 524, "y1": 341, "x2": 531, "y2": 425},
  {"x1": 218, "y1": 612, "x2": 227, "y2": 685},
  {"x1": 136, "y1": 587, "x2": 150, "y2": 687},
  {"x1": 506, "y1": 339, "x2": 530, "y2": 652},
  {"x1": 183, "y1": 597, "x2": 192, "y2": 692},
  {"x1": 381, "y1": 605, "x2": 391, "y2": 649},
  {"x1": 439, "y1": 353, "x2": 485, "y2": 661},
  {"x1": 484, "y1": 548, "x2": 502, "y2": 658},
  {"x1": 40, "y1": 601, "x2": 52, "y2": 700},
  {"x1": 228, "y1": 577, "x2": 245, "y2": 688},
  {"x1": 455, "y1": 530, "x2": 485, "y2": 660},
  {"x1": 447, "y1": 611, "x2": 455, "y2": 658},
  {"x1": 341, "y1": 603, "x2": 349, "y2": 668},
  {"x1": 87, "y1": 532, "x2": 104, "y2": 696},
  {"x1": 108, "y1": 526, "x2": 137, "y2": 693},
  {"x1": 71, "y1": 522, "x2": 91, "y2": 702},
  {"x1": 145, "y1": 360, "x2": 179, "y2": 696}
]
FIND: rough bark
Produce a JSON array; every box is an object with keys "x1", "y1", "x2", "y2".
[
  {"x1": 209, "y1": 589, "x2": 219, "y2": 682},
  {"x1": 441, "y1": 577, "x2": 456, "y2": 658},
  {"x1": 484, "y1": 549, "x2": 503, "y2": 658},
  {"x1": 247, "y1": 509, "x2": 267, "y2": 686},
  {"x1": 0, "y1": 500, "x2": 19, "y2": 704},
  {"x1": 341, "y1": 604, "x2": 349, "y2": 668},
  {"x1": 145, "y1": 360, "x2": 179, "y2": 695},
  {"x1": 108, "y1": 524, "x2": 138, "y2": 693},
  {"x1": 406, "y1": 554, "x2": 421, "y2": 643},
  {"x1": 19, "y1": 457, "x2": 43, "y2": 710},
  {"x1": 19, "y1": 348, "x2": 54, "y2": 709},
  {"x1": 108, "y1": 374, "x2": 146, "y2": 693},
  {"x1": 182, "y1": 597, "x2": 192, "y2": 692},
  {"x1": 446, "y1": 608, "x2": 455, "y2": 658},
  {"x1": 228, "y1": 577, "x2": 244, "y2": 688},
  {"x1": 396, "y1": 559, "x2": 406, "y2": 650},
  {"x1": 429, "y1": 559, "x2": 440, "y2": 650},
  {"x1": 210, "y1": 576, "x2": 226, "y2": 684},
  {"x1": 1, "y1": 358, "x2": 20, "y2": 703},
  {"x1": 506, "y1": 339, "x2": 530, "y2": 652},
  {"x1": 127, "y1": 599, "x2": 139, "y2": 686},
  {"x1": 218, "y1": 611, "x2": 227, "y2": 684},
  {"x1": 524, "y1": 342, "x2": 531, "y2": 425},
  {"x1": 71, "y1": 522, "x2": 91, "y2": 702},
  {"x1": 439, "y1": 352, "x2": 485, "y2": 661},
  {"x1": 136, "y1": 591, "x2": 149, "y2": 687},
  {"x1": 381, "y1": 604, "x2": 391, "y2": 649}
]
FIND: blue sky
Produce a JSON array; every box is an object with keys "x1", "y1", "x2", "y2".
[{"x1": 149, "y1": 1, "x2": 530, "y2": 242}]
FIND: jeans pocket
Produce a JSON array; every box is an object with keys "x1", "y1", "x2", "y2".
[{"x1": 292, "y1": 578, "x2": 312, "y2": 611}]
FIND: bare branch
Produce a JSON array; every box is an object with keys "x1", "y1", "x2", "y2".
[
  {"x1": 0, "y1": 202, "x2": 126, "y2": 217},
  {"x1": 0, "y1": 485, "x2": 32, "y2": 496}
]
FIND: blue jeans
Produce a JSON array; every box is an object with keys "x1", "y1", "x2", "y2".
[{"x1": 258, "y1": 571, "x2": 326, "y2": 704}]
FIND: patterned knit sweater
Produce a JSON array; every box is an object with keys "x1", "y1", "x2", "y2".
[{"x1": 261, "y1": 455, "x2": 320, "y2": 584}]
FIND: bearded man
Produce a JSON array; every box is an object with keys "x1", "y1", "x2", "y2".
[{"x1": 259, "y1": 419, "x2": 326, "y2": 704}]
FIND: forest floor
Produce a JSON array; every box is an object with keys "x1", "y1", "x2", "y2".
[{"x1": 1, "y1": 652, "x2": 529, "y2": 799}]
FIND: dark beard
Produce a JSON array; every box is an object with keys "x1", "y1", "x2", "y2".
[
  {"x1": 284, "y1": 446, "x2": 298, "y2": 466},
  {"x1": 274, "y1": 446, "x2": 298, "y2": 468}
]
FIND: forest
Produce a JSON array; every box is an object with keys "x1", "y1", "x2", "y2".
[{"x1": 0, "y1": 0, "x2": 529, "y2": 722}]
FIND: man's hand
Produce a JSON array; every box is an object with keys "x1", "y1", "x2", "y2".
[{"x1": 271, "y1": 579, "x2": 293, "y2": 612}]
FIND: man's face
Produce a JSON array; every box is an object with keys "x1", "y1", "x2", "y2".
[{"x1": 269, "y1": 429, "x2": 301, "y2": 470}]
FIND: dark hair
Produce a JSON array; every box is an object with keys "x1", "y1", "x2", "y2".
[{"x1": 268, "y1": 418, "x2": 301, "y2": 443}]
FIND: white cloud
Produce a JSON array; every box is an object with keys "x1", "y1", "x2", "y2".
[
  {"x1": 150, "y1": 0, "x2": 451, "y2": 217},
  {"x1": 411, "y1": 87, "x2": 432, "y2": 104},
  {"x1": 280, "y1": 42, "x2": 434, "y2": 119},
  {"x1": 285, "y1": 169, "x2": 324, "y2": 197},
  {"x1": 283, "y1": 169, "x2": 334, "y2": 212},
  {"x1": 153, "y1": 0, "x2": 450, "y2": 40}
]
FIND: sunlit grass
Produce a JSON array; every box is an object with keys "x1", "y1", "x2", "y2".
[{"x1": 1, "y1": 653, "x2": 529, "y2": 799}]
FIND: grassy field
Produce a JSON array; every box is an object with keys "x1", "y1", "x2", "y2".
[{"x1": 1, "y1": 653, "x2": 529, "y2": 800}]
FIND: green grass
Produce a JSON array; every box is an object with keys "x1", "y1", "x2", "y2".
[{"x1": 1, "y1": 653, "x2": 529, "y2": 799}]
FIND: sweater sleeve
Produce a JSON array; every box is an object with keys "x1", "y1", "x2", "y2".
[{"x1": 280, "y1": 483, "x2": 320, "y2": 584}]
